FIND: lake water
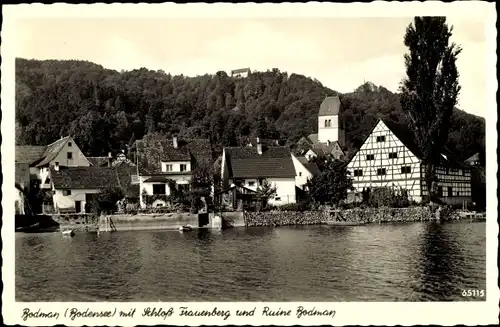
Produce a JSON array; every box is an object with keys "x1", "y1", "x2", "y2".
[{"x1": 16, "y1": 221, "x2": 486, "y2": 302}]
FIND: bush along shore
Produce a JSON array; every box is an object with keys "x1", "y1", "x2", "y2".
[{"x1": 243, "y1": 206, "x2": 462, "y2": 227}]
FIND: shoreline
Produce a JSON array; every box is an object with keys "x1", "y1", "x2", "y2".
[{"x1": 15, "y1": 207, "x2": 485, "y2": 234}]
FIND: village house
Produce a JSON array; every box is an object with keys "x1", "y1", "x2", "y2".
[
  {"x1": 346, "y1": 118, "x2": 473, "y2": 206},
  {"x1": 291, "y1": 154, "x2": 321, "y2": 191},
  {"x1": 136, "y1": 136, "x2": 212, "y2": 208},
  {"x1": 15, "y1": 136, "x2": 91, "y2": 190},
  {"x1": 221, "y1": 138, "x2": 297, "y2": 206},
  {"x1": 297, "y1": 96, "x2": 346, "y2": 161},
  {"x1": 49, "y1": 166, "x2": 123, "y2": 213}
]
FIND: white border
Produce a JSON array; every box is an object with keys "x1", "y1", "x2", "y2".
[{"x1": 2, "y1": 2, "x2": 498, "y2": 326}]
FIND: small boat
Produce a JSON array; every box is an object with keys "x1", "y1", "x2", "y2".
[
  {"x1": 61, "y1": 229, "x2": 75, "y2": 237},
  {"x1": 323, "y1": 220, "x2": 366, "y2": 226},
  {"x1": 179, "y1": 225, "x2": 193, "y2": 232}
]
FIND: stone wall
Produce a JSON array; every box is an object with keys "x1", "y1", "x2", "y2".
[
  {"x1": 243, "y1": 206, "x2": 461, "y2": 227},
  {"x1": 244, "y1": 211, "x2": 328, "y2": 227}
]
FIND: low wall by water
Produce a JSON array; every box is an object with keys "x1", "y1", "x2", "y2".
[
  {"x1": 41, "y1": 206, "x2": 462, "y2": 232},
  {"x1": 51, "y1": 213, "x2": 204, "y2": 232},
  {"x1": 243, "y1": 206, "x2": 461, "y2": 227},
  {"x1": 244, "y1": 211, "x2": 326, "y2": 227}
]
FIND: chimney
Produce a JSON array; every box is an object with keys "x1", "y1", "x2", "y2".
[
  {"x1": 256, "y1": 137, "x2": 262, "y2": 155},
  {"x1": 108, "y1": 152, "x2": 112, "y2": 167},
  {"x1": 173, "y1": 136, "x2": 178, "y2": 149},
  {"x1": 54, "y1": 162, "x2": 60, "y2": 171},
  {"x1": 327, "y1": 140, "x2": 330, "y2": 146}
]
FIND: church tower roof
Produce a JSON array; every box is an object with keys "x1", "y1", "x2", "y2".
[{"x1": 319, "y1": 96, "x2": 341, "y2": 116}]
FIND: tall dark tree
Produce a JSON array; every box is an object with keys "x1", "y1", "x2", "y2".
[
  {"x1": 307, "y1": 156, "x2": 353, "y2": 206},
  {"x1": 399, "y1": 17, "x2": 462, "y2": 201}
]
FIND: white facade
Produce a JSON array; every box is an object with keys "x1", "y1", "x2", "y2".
[
  {"x1": 15, "y1": 186, "x2": 25, "y2": 215},
  {"x1": 318, "y1": 115, "x2": 339, "y2": 144},
  {"x1": 226, "y1": 177, "x2": 296, "y2": 206},
  {"x1": 52, "y1": 188, "x2": 101, "y2": 213},
  {"x1": 50, "y1": 138, "x2": 91, "y2": 168},
  {"x1": 139, "y1": 175, "x2": 191, "y2": 208},
  {"x1": 346, "y1": 120, "x2": 423, "y2": 202},
  {"x1": 291, "y1": 154, "x2": 314, "y2": 190},
  {"x1": 267, "y1": 178, "x2": 296, "y2": 206},
  {"x1": 161, "y1": 161, "x2": 191, "y2": 173}
]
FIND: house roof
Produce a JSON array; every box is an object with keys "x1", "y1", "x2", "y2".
[
  {"x1": 51, "y1": 167, "x2": 121, "y2": 190},
  {"x1": 224, "y1": 146, "x2": 296, "y2": 179},
  {"x1": 137, "y1": 136, "x2": 212, "y2": 175},
  {"x1": 15, "y1": 146, "x2": 47, "y2": 164},
  {"x1": 464, "y1": 152, "x2": 480, "y2": 163},
  {"x1": 347, "y1": 118, "x2": 469, "y2": 169},
  {"x1": 307, "y1": 133, "x2": 319, "y2": 144},
  {"x1": 319, "y1": 96, "x2": 341, "y2": 117},
  {"x1": 87, "y1": 156, "x2": 110, "y2": 167},
  {"x1": 297, "y1": 157, "x2": 321, "y2": 177}
]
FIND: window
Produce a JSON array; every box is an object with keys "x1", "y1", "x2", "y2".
[
  {"x1": 162, "y1": 163, "x2": 172, "y2": 172},
  {"x1": 388, "y1": 152, "x2": 398, "y2": 159},
  {"x1": 366, "y1": 154, "x2": 375, "y2": 161},
  {"x1": 248, "y1": 181, "x2": 256, "y2": 187},
  {"x1": 377, "y1": 168, "x2": 386, "y2": 176},
  {"x1": 152, "y1": 184, "x2": 166, "y2": 195},
  {"x1": 68, "y1": 141, "x2": 72, "y2": 147},
  {"x1": 354, "y1": 169, "x2": 363, "y2": 177},
  {"x1": 401, "y1": 166, "x2": 411, "y2": 174},
  {"x1": 180, "y1": 164, "x2": 187, "y2": 172},
  {"x1": 63, "y1": 190, "x2": 71, "y2": 196},
  {"x1": 67, "y1": 152, "x2": 73, "y2": 160},
  {"x1": 324, "y1": 120, "x2": 328, "y2": 128},
  {"x1": 274, "y1": 197, "x2": 281, "y2": 201},
  {"x1": 376, "y1": 136, "x2": 386, "y2": 142},
  {"x1": 298, "y1": 172, "x2": 302, "y2": 177}
]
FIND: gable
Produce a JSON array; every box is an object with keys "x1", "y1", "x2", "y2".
[
  {"x1": 346, "y1": 120, "x2": 421, "y2": 168},
  {"x1": 36, "y1": 136, "x2": 90, "y2": 167}
]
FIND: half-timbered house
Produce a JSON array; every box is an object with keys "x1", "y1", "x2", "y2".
[{"x1": 346, "y1": 119, "x2": 472, "y2": 205}]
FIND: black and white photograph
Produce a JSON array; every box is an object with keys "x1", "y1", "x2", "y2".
[{"x1": 2, "y1": 2, "x2": 498, "y2": 326}]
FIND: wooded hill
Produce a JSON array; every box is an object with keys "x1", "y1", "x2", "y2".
[{"x1": 15, "y1": 58, "x2": 485, "y2": 163}]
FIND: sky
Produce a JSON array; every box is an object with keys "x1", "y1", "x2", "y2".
[{"x1": 14, "y1": 16, "x2": 486, "y2": 117}]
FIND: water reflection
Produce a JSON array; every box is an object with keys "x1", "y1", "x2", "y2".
[{"x1": 16, "y1": 222, "x2": 486, "y2": 302}]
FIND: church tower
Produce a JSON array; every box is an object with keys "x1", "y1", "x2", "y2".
[{"x1": 317, "y1": 96, "x2": 345, "y2": 147}]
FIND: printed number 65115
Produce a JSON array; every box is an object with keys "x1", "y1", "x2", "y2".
[{"x1": 462, "y1": 289, "x2": 485, "y2": 297}]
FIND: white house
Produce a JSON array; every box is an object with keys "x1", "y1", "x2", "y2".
[
  {"x1": 291, "y1": 154, "x2": 321, "y2": 190},
  {"x1": 15, "y1": 136, "x2": 91, "y2": 190},
  {"x1": 50, "y1": 166, "x2": 121, "y2": 213},
  {"x1": 137, "y1": 136, "x2": 212, "y2": 208},
  {"x1": 221, "y1": 139, "x2": 297, "y2": 206},
  {"x1": 346, "y1": 119, "x2": 472, "y2": 205}
]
